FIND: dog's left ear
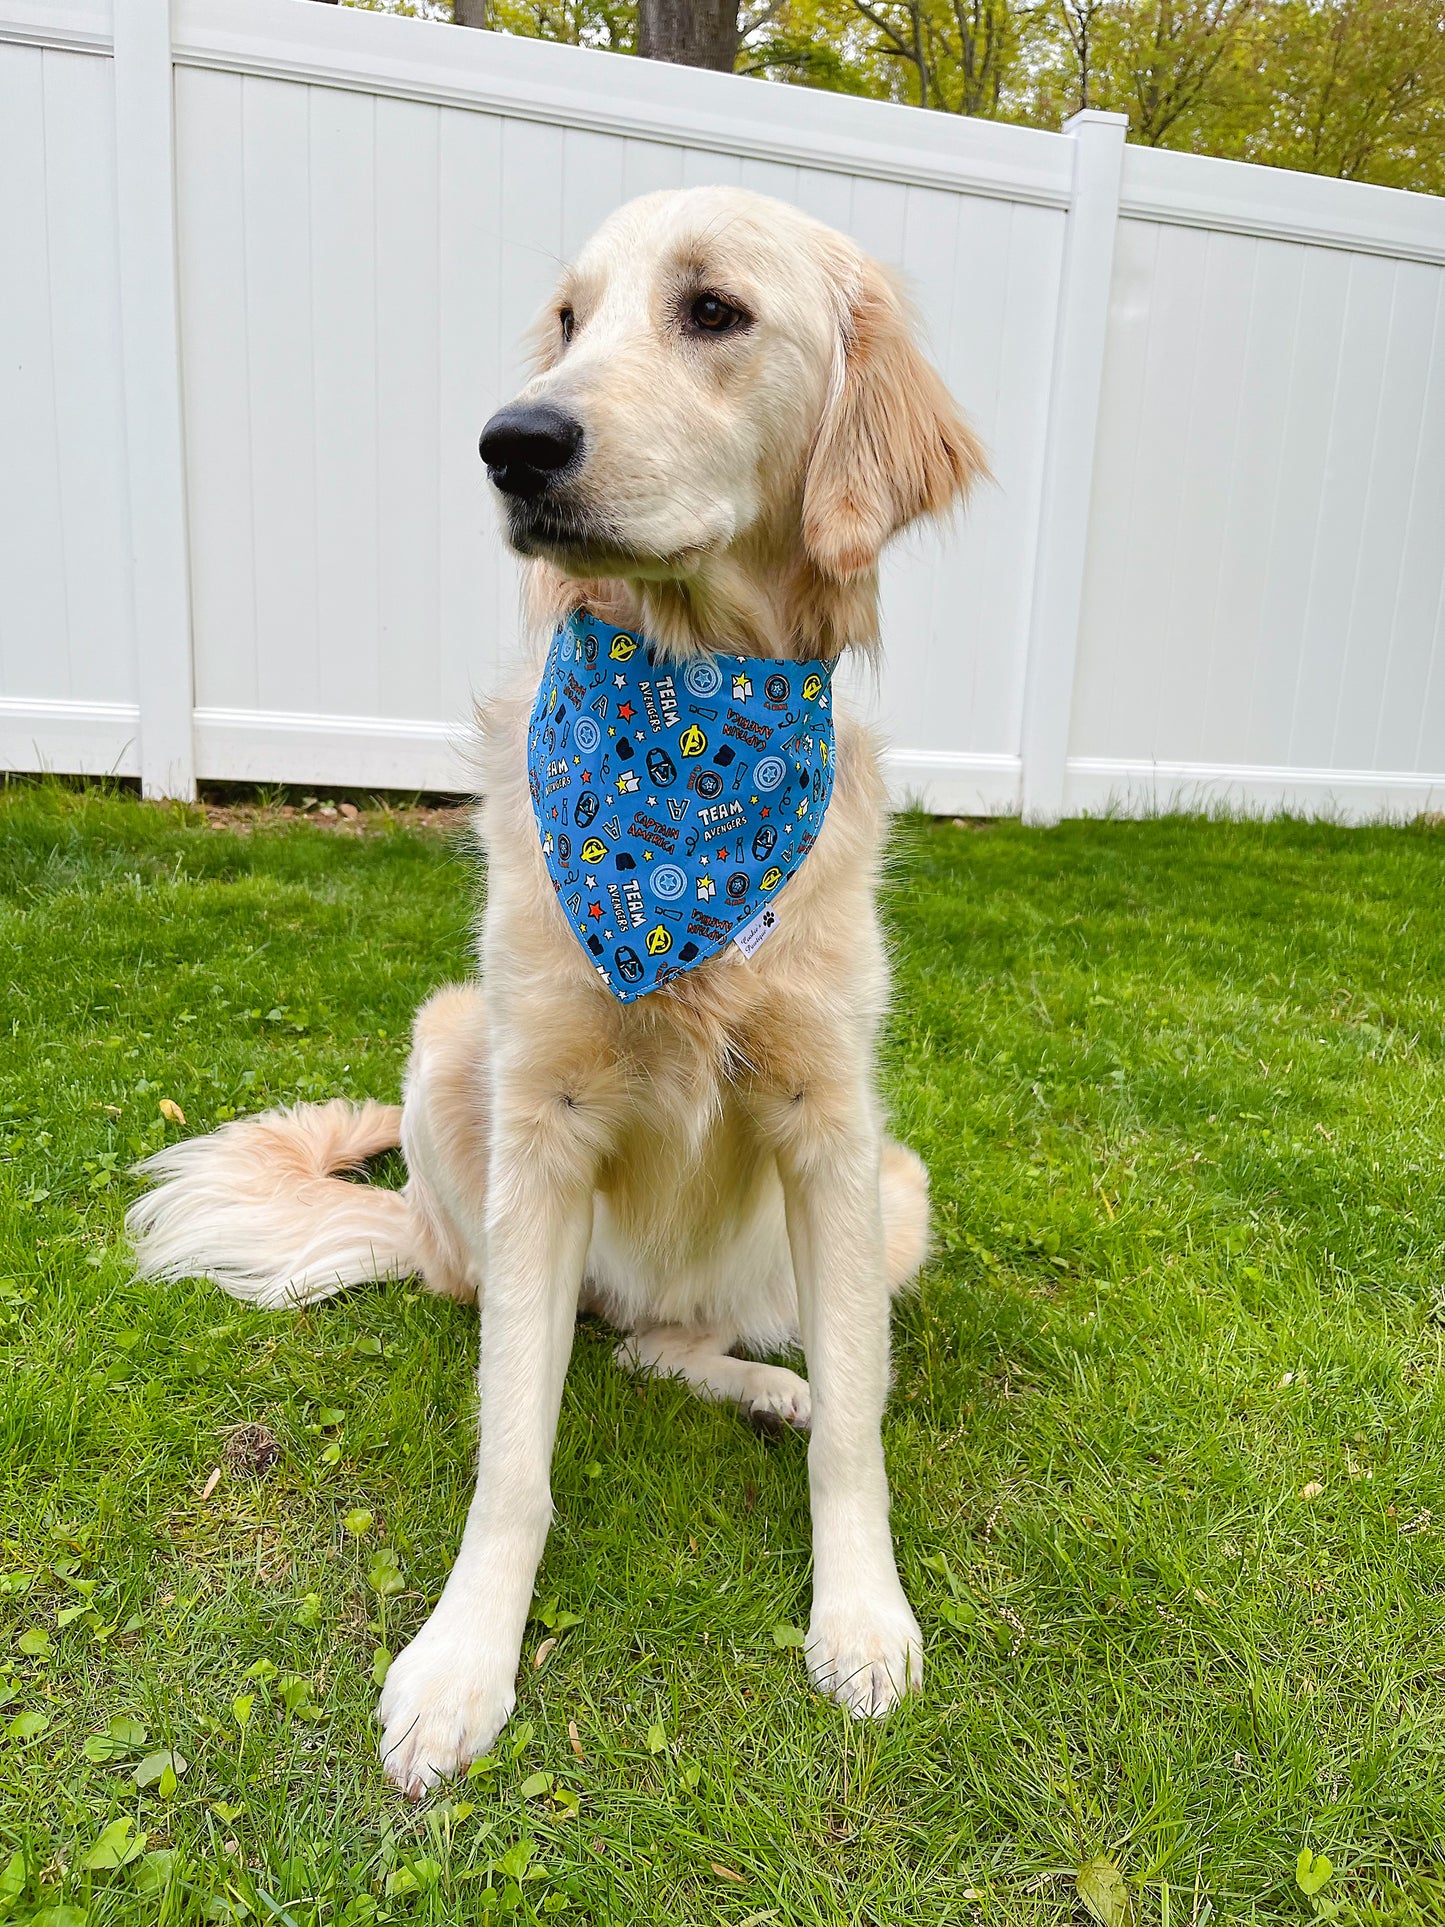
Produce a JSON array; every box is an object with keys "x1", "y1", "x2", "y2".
[{"x1": 802, "y1": 259, "x2": 987, "y2": 581}]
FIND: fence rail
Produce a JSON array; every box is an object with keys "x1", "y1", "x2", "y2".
[{"x1": 3, "y1": 0, "x2": 1444, "y2": 819}]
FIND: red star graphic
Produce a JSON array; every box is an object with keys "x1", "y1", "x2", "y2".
[
  {"x1": 581, "y1": 770, "x2": 593, "y2": 783},
  {"x1": 760, "y1": 806, "x2": 770, "y2": 818},
  {"x1": 617, "y1": 701, "x2": 636, "y2": 722},
  {"x1": 588, "y1": 901, "x2": 604, "y2": 921}
]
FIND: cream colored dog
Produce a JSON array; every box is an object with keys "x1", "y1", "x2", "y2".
[{"x1": 128, "y1": 186, "x2": 984, "y2": 1797}]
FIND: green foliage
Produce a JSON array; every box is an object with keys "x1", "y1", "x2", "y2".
[
  {"x1": 489, "y1": 0, "x2": 636, "y2": 53},
  {"x1": 2, "y1": 783, "x2": 1445, "y2": 1922},
  {"x1": 451, "y1": 0, "x2": 1445, "y2": 194}
]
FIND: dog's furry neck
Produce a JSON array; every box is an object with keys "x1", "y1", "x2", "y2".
[{"x1": 524, "y1": 552, "x2": 879, "y2": 663}]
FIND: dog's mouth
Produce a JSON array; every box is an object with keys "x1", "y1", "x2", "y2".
[{"x1": 504, "y1": 497, "x2": 712, "y2": 579}]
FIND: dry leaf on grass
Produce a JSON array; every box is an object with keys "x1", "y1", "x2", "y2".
[
  {"x1": 158, "y1": 1099, "x2": 185, "y2": 1125},
  {"x1": 200, "y1": 1467, "x2": 221, "y2": 1502},
  {"x1": 568, "y1": 1719, "x2": 585, "y2": 1761},
  {"x1": 710, "y1": 1864, "x2": 744, "y2": 1884},
  {"x1": 534, "y1": 1638, "x2": 557, "y2": 1670}
]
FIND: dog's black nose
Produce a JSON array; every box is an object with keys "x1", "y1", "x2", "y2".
[{"x1": 479, "y1": 404, "x2": 583, "y2": 499}]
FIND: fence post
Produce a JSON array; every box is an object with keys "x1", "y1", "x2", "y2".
[
  {"x1": 1018, "y1": 108, "x2": 1127, "y2": 826},
  {"x1": 113, "y1": 0, "x2": 196, "y2": 799}
]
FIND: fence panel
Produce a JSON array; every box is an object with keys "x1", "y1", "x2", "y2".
[
  {"x1": 1069, "y1": 147, "x2": 1445, "y2": 817},
  {"x1": 0, "y1": 21, "x2": 140, "y2": 778}
]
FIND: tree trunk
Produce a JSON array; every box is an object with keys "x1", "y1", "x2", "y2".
[
  {"x1": 453, "y1": 0, "x2": 487, "y2": 26},
  {"x1": 637, "y1": 0, "x2": 741, "y2": 72}
]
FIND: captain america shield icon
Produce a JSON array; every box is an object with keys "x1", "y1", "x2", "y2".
[
  {"x1": 753, "y1": 755, "x2": 787, "y2": 791},
  {"x1": 651, "y1": 864, "x2": 687, "y2": 901},
  {"x1": 573, "y1": 716, "x2": 602, "y2": 755},
  {"x1": 682, "y1": 661, "x2": 723, "y2": 699}
]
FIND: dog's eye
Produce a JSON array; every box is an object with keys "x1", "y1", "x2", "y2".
[
  {"x1": 688, "y1": 293, "x2": 748, "y2": 335},
  {"x1": 559, "y1": 307, "x2": 575, "y2": 345}
]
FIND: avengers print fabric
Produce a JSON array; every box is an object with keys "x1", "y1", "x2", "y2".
[{"x1": 526, "y1": 610, "x2": 837, "y2": 1003}]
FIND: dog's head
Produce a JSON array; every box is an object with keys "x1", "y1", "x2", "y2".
[{"x1": 480, "y1": 186, "x2": 985, "y2": 654}]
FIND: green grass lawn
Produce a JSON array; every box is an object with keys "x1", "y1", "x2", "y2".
[{"x1": 2, "y1": 783, "x2": 1444, "y2": 1927}]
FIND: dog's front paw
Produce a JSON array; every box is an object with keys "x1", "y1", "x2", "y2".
[
  {"x1": 807, "y1": 1584, "x2": 922, "y2": 1717},
  {"x1": 378, "y1": 1612, "x2": 516, "y2": 1798},
  {"x1": 743, "y1": 1362, "x2": 812, "y2": 1435}
]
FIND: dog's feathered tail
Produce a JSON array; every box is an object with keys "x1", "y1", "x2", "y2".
[{"x1": 126, "y1": 1099, "x2": 425, "y2": 1309}]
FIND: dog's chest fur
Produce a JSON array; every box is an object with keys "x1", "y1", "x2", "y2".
[{"x1": 468, "y1": 662, "x2": 894, "y2": 1340}]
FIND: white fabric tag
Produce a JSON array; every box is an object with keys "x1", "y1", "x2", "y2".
[{"x1": 732, "y1": 905, "x2": 780, "y2": 959}]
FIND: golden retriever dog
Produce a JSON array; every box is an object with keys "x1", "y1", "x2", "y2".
[{"x1": 127, "y1": 185, "x2": 985, "y2": 1797}]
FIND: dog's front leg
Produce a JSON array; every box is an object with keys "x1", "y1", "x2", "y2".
[
  {"x1": 777, "y1": 1092, "x2": 922, "y2": 1717},
  {"x1": 378, "y1": 1105, "x2": 593, "y2": 1796}
]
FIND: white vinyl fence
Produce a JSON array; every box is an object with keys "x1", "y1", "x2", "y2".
[{"x1": 3, "y1": 0, "x2": 1445, "y2": 819}]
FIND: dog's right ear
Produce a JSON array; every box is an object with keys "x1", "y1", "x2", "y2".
[{"x1": 802, "y1": 259, "x2": 987, "y2": 582}]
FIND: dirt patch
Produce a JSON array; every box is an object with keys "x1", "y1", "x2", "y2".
[
  {"x1": 190, "y1": 790, "x2": 474, "y2": 838},
  {"x1": 223, "y1": 1422, "x2": 282, "y2": 1476}
]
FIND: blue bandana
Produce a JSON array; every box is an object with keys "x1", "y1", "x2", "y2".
[{"x1": 527, "y1": 611, "x2": 837, "y2": 1002}]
